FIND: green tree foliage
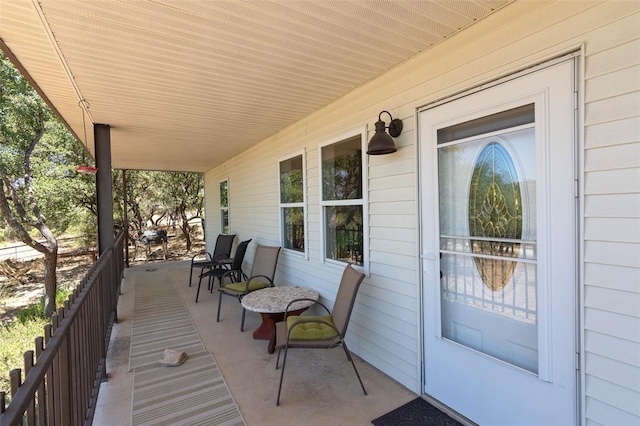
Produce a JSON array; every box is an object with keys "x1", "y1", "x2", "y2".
[
  {"x1": 157, "y1": 172, "x2": 204, "y2": 252},
  {"x1": 114, "y1": 170, "x2": 203, "y2": 252},
  {"x1": 0, "y1": 52, "x2": 94, "y2": 316}
]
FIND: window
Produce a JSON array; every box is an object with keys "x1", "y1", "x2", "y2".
[
  {"x1": 279, "y1": 153, "x2": 306, "y2": 254},
  {"x1": 320, "y1": 131, "x2": 366, "y2": 266},
  {"x1": 219, "y1": 179, "x2": 229, "y2": 234}
]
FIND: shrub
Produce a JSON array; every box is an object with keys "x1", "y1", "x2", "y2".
[
  {"x1": 0, "y1": 316, "x2": 48, "y2": 398},
  {"x1": 0, "y1": 286, "x2": 72, "y2": 400},
  {"x1": 15, "y1": 288, "x2": 74, "y2": 323}
]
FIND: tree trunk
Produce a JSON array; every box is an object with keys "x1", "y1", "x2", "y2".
[
  {"x1": 182, "y1": 219, "x2": 192, "y2": 252},
  {"x1": 153, "y1": 211, "x2": 167, "y2": 227},
  {"x1": 129, "y1": 199, "x2": 144, "y2": 233},
  {"x1": 43, "y1": 249, "x2": 58, "y2": 317},
  {"x1": 179, "y1": 207, "x2": 192, "y2": 252}
]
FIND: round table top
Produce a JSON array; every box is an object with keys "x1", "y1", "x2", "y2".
[{"x1": 241, "y1": 286, "x2": 319, "y2": 313}]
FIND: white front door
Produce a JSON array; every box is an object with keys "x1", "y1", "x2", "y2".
[{"x1": 419, "y1": 59, "x2": 578, "y2": 425}]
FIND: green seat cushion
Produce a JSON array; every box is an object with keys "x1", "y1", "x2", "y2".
[
  {"x1": 224, "y1": 280, "x2": 270, "y2": 292},
  {"x1": 287, "y1": 315, "x2": 339, "y2": 340}
]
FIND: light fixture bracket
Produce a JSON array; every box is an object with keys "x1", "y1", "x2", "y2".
[
  {"x1": 378, "y1": 111, "x2": 403, "y2": 137},
  {"x1": 388, "y1": 118, "x2": 403, "y2": 137}
]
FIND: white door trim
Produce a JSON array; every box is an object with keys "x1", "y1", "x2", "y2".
[{"x1": 417, "y1": 55, "x2": 580, "y2": 425}]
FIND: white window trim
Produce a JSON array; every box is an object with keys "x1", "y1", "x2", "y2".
[
  {"x1": 318, "y1": 126, "x2": 369, "y2": 272},
  {"x1": 278, "y1": 149, "x2": 308, "y2": 259},
  {"x1": 219, "y1": 178, "x2": 229, "y2": 234}
]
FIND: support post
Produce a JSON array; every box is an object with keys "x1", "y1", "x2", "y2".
[
  {"x1": 122, "y1": 169, "x2": 129, "y2": 268},
  {"x1": 95, "y1": 123, "x2": 114, "y2": 255}
]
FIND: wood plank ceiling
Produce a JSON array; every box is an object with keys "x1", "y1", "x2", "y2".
[{"x1": 0, "y1": 0, "x2": 512, "y2": 172}]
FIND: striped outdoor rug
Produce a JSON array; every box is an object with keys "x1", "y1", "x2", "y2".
[{"x1": 130, "y1": 267, "x2": 245, "y2": 426}]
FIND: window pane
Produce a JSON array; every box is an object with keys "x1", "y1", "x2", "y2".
[
  {"x1": 321, "y1": 136, "x2": 362, "y2": 201},
  {"x1": 219, "y1": 180, "x2": 228, "y2": 208},
  {"x1": 437, "y1": 104, "x2": 534, "y2": 144},
  {"x1": 282, "y1": 207, "x2": 304, "y2": 252},
  {"x1": 438, "y1": 125, "x2": 538, "y2": 373},
  {"x1": 280, "y1": 155, "x2": 303, "y2": 203},
  {"x1": 325, "y1": 205, "x2": 363, "y2": 265},
  {"x1": 220, "y1": 209, "x2": 229, "y2": 234}
]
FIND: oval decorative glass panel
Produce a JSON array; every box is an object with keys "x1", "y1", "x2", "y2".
[{"x1": 468, "y1": 141, "x2": 523, "y2": 291}]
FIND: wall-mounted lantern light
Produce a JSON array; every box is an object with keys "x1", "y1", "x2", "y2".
[{"x1": 367, "y1": 110, "x2": 403, "y2": 155}]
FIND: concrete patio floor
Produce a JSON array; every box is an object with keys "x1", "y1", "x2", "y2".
[{"x1": 93, "y1": 260, "x2": 418, "y2": 425}]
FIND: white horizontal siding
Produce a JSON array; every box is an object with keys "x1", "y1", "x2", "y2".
[
  {"x1": 585, "y1": 194, "x2": 640, "y2": 218},
  {"x1": 585, "y1": 169, "x2": 640, "y2": 195},
  {"x1": 586, "y1": 397, "x2": 640, "y2": 426},
  {"x1": 585, "y1": 92, "x2": 640, "y2": 125},
  {"x1": 586, "y1": 330, "x2": 640, "y2": 370},
  {"x1": 203, "y1": 1, "x2": 640, "y2": 422},
  {"x1": 585, "y1": 65, "x2": 640, "y2": 103},
  {"x1": 585, "y1": 218, "x2": 640, "y2": 243},
  {"x1": 585, "y1": 144, "x2": 640, "y2": 172},
  {"x1": 586, "y1": 375, "x2": 640, "y2": 418},
  {"x1": 585, "y1": 308, "x2": 639, "y2": 347},
  {"x1": 585, "y1": 39, "x2": 640, "y2": 79},
  {"x1": 585, "y1": 117, "x2": 640, "y2": 149},
  {"x1": 582, "y1": 4, "x2": 640, "y2": 423},
  {"x1": 585, "y1": 241, "x2": 640, "y2": 268},
  {"x1": 586, "y1": 352, "x2": 640, "y2": 393},
  {"x1": 585, "y1": 286, "x2": 640, "y2": 319},
  {"x1": 584, "y1": 263, "x2": 640, "y2": 294}
]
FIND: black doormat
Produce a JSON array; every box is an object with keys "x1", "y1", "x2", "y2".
[{"x1": 372, "y1": 397, "x2": 463, "y2": 426}]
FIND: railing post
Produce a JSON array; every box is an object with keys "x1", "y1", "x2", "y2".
[
  {"x1": 35, "y1": 337, "x2": 46, "y2": 425},
  {"x1": 57, "y1": 307, "x2": 71, "y2": 424},
  {"x1": 111, "y1": 252, "x2": 118, "y2": 323},
  {"x1": 23, "y1": 351, "x2": 35, "y2": 425},
  {"x1": 51, "y1": 314, "x2": 62, "y2": 426},
  {"x1": 9, "y1": 369, "x2": 21, "y2": 426},
  {"x1": 43, "y1": 323, "x2": 56, "y2": 426}
]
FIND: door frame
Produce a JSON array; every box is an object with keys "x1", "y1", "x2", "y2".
[{"x1": 415, "y1": 52, "x2": 582, "y2": 423}]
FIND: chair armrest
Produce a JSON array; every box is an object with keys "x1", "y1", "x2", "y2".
[
  {"x1": 211, "y1": 254, "x2": 231, "y2": 262},
  {"x1": 200, "y1": 268, "x2": 242, "y2": 280},
  {"x1": 247, "y1": 275, "x2": 274, "y2": 285},
  {"x1": 284, "y1": 298, "x2": 329, "y2": 316},
  {"x1": 191, "y1": 252, "x2": 212, "y2": 264}
]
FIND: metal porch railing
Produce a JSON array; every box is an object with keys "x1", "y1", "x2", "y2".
[{"x1": 0, "y1": 230, "x2": 125, "y2": 426}]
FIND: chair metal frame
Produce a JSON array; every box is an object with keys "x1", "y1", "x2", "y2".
[
  {"x1": 188, "y1": 233, "x2": 235, "y2": 287},
  {"x1": 274, "y1": 264, "x2": 367, "y2": 406},
  {"x1": 216, "y1": 244, "x2": 281, "y2": 331},
  {"x1": 196, "y1": 239, "x2": 252, "y2": 302}
]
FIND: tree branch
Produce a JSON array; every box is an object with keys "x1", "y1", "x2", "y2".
[
  {"x1": 24, "y1": 123, "x2": 47, "y2": 224},
  {"x1": 0, "y1": 177, "x2": 48, "y2": 253}
]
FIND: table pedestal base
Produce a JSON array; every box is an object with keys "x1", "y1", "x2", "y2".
[{"x1": 252, "y1": 308, "x2": 306, "y2": 354}]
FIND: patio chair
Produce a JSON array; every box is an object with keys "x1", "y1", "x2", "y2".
[
  {"x1": 274, "y1": 264, "x2": 366, "y2": 406},
  {"x1": 216, "y1": 244, "x2": 281, "y2": 331},
  {"x1": 188, "y1": 233, "x2": 235, "y2": 287},
  {"x1": 195, "y1": 239, "x2": 251, "y2": 303}
]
